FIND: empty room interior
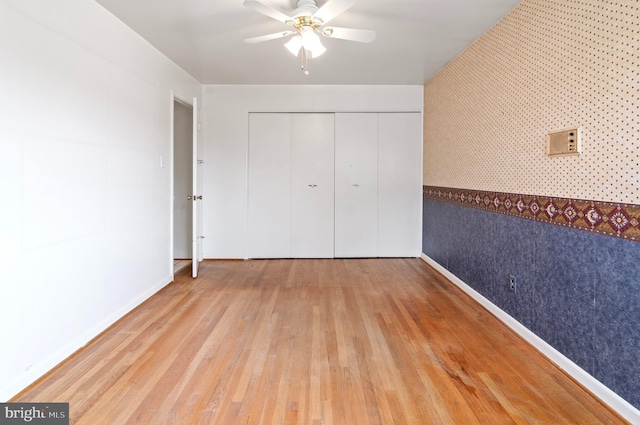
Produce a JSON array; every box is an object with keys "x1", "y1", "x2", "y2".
[{"x1": 1, "y1": 0, "x2": 639, "y2": 423}]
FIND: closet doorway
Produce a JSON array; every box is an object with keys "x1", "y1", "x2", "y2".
[{"x1": 173, "y1": 99, "x2": 193, "y2": 275}]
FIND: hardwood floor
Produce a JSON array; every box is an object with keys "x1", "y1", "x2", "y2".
[
  {"x1": 14, "y1": 259, "x2": 626, "y2": 424},
  {"x1": 173, "y1": 259, "x2": 192, "y2": 275}
]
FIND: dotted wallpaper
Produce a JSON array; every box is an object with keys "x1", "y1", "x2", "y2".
[{"x1": 423, "y1": 0, "x2": 639, "y2": 204}]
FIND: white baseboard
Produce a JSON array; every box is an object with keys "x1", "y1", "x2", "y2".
[
  {"x1": 420, "y1": 253, "x2": 640, "y2": 424},
  {"x1": 2, "y1": 275, "x2": 173, "y2": 402}
]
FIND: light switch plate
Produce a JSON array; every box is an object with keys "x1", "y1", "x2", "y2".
[{"x1": 547, "y1": 127, "x2": 581, "y2": 156}]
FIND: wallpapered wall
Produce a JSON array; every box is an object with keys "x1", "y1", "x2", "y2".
[
  {"x1": 423, "y1": 0, "x2": 639, "y2": 412},
  {"x1": 424, "y1": 0, "x2": 639, "y2": 204}
]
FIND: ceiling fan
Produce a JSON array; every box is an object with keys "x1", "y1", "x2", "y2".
[{"x1": 243, "y1": 0, "x2": 376, "y2": 74}]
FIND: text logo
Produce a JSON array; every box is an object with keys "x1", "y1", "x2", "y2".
[{"x1": 0, "y1": 403, "x2": 68, "y2": 425}]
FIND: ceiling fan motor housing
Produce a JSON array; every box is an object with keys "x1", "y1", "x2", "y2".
[{"x1": 293, "y1": 0, "x2": 319, "y2": 19}]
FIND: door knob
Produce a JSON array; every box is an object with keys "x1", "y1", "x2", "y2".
[{"x1": 187, "y1": 195, "x2": 193, "y2": 200}]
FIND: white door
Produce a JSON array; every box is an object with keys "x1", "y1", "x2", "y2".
[
  {"x1": 191, "y1": 97, "x2": 202, "y2": 278},
  {"x1": 334, "y1": 113, "x2": 378, "y2": 257},
  {"x1": 291, "y1": 113, "x2": 335, "y2": 258},
  {"x1": 378, "y1": 113, "x2": 423, "y2": 257},
  {"x1": 248, "y1": 113, "x2": 292, "y2": 258}
]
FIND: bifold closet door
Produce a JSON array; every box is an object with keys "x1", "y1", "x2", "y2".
[
  {"x1": 248, "y1": 113, "x2": 291, "y2": 258},
  {"x1": 248, "y1": 112, "x2": 420, "y2": 259},
  {"x1": 291, "y1": 113, "x2": 335, "y2": 258},
  {"x1": 378, "y1": 113, "x2": 422, "y2": 257},
  {"x1": 334, "y1": 113, "x2": 378, "y2": 257}
]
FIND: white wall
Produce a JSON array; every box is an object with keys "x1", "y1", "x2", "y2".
[
  {"x1": 201, "y1": 85, "x2": 423, "y2": 258},
  {"x1": 0, "y1": 0, "x2": 200, "y2": 400}
]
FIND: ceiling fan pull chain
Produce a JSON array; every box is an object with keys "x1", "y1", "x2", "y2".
[{"x1": 301, "y1": 48, "x2": 310, "y2": 75}]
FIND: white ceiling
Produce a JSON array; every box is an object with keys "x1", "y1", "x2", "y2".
[{"x1": 95, "y1": 0, "x2": 521, "y2": 85}]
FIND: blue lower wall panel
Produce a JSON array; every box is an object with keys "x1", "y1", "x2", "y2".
[{"x1": 423, "y1": 197, "x2": 640, "y2": 409}]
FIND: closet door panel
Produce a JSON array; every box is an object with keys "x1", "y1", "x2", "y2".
[
  {"x1": 334, "y1": 113, "x2": 378, "y2": 257},
  {"x1": 378, "y1": 113, "x2": 422, "y2": 257},
  {"x1": 248, "y1": 113, "x2": 291, "y2": 258},
  {"x1": 291, "y1": 113, "x2": 335, "y2": 258}
]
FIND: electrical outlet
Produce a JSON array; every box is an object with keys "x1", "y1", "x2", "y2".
[{"x1": 509, "y1": 275, "x2": 517, "y2": 293}]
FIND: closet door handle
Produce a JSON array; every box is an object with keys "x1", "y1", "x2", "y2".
[
  {"x1": 308, "y1": 184, "x2": 317, "y2": 188},
  {"x1": 352, "y1": 184, "x2": 360, "y2": 187}
]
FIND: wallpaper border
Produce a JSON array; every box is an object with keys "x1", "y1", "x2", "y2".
[{"x1": 423, "y1": 186, "x2": 640, "y2": 242}]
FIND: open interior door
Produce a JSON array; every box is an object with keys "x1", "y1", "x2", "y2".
[{"x1": 191, "y1": 97, "x2": 202, "y2": 278}]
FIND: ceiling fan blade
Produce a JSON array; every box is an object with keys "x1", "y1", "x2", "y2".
[
  {"x1": 321, "y1": 27, "x2": 376, "y2": 43},
  {"x1": 312, "y1": 0, "x2": 355, "y2": 25},
  {"x1": 244, "y1": 31, "x2": 294, "y2": 44},
  {"x1": 243, "y1": 0, "x2": 292, "y2": 24}
]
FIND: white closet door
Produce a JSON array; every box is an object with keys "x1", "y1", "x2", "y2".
[
  {"x1": 335, "y1": 113, "x2": 378, "y2": 257},
  {"x1": 378, "y1": 113, "x2": 422, "y2": 257},
  {"x1": 248, "y1": 113, "x2": 292, "y2": 258},
  {"x1": 291, "y1": 113, "x2": 335, "y2": 258}
]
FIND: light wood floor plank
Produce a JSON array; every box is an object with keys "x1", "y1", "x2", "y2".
[{"x1": 13, "y1": 259, "x2": 627, "y2": 424}]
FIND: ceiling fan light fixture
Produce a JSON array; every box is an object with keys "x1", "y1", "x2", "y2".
[
  {"x1": 307, "y1": 42, "x2": 326, "y2": 58},
  {"x1": 284, "y1": 35, "x2": 303, "y2": 56},
  {"x1": 300, "y1": 27, "x2": 326, "y2": 58}
]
